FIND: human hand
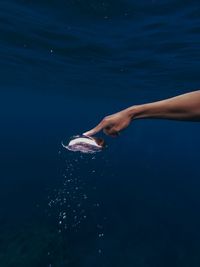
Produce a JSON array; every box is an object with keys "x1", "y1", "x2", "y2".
[{"x1": 83, "y1": 108, "x2": 132, "y2": 137}]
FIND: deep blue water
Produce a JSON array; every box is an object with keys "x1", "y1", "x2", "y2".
[{"x1": 1, "y1": 0, "x2": 200, "y2": 266}]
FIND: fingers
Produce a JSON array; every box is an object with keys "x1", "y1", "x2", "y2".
[
  {"x1": 83, "y1": 121, "x2": 104, "y2": 136},
  {"x1": 84, "y1": 123, "x2": 121, "y2": 138},
  {"x1": 103, "y1": 127, "x2": 120, "y2": 137},
  {"x1": 83, "y1": 118, "x2": 121, "y2": 137}
]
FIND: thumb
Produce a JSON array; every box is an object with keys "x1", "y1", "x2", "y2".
[{"x1": 83, "y1": 122, "x2": 104, "y2": 136}]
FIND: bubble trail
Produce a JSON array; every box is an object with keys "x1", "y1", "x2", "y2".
[{"x1": 47, "y1": 152, "x2": 105, "y2": 236}]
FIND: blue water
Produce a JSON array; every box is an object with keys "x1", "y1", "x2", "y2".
[{"x1": 1, "y1": 0, "x2": 200, "y2": 266}]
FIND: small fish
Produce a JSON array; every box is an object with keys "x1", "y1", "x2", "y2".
[{"x1": 62, "y1": 135, "x2": 105, "y2": 154}]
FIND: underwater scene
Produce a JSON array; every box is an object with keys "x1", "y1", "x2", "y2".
[{"x1": 1, "y1": 0, "x2": 200, "y2": 266}]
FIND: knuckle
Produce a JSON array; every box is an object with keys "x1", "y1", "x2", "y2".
[
  {"x1": 111, "y1": 127, "x2": 117, "y2": 132},
  {"x1": 115, "y1": 127, "x2": 120, "y2": 132},
  {"x1": 104, "y1": 116, "x2": 112, "y2": 122},
  {"x1": 103, "y1": 116, "x2": 108, "y2": 121},
  {"x1": 102, "y1": 118, "x2": 108, "y2": 124}
]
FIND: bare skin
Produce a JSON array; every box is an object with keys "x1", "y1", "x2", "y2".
[{"x1": 83, "y1": 90, "x2": 200, "y2": 137}]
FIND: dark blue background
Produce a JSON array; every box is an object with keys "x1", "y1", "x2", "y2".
[{"x1": 0, "y1": 0, "x2": 200, "y2": 266}]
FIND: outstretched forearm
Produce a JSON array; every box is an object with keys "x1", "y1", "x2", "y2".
[
  {"x1": 83, "y1": 90, "x2": 200, "y2": 137},
  {"x1": 128, "y1": 90, "x2": 200, "y2": 121}
]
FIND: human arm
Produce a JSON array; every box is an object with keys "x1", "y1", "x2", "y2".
[{"x1": 83, "y1": 90, "x2": 200, "y2": 137}]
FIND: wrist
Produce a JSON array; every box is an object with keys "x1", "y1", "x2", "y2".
[
  {"x1": 125, "y1": 101, "x2": 167, "y2": 120},
  {"x1": 125, "y1": 105, "x2": 146, "y2": 120}
]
